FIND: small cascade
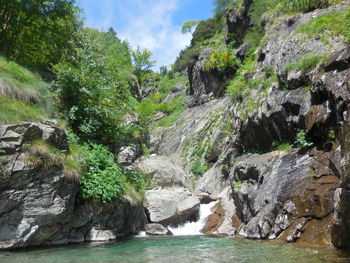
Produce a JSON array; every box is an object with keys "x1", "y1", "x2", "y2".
[{"x1": 168, "y1": 201, "x2": 217, "y2": 236}]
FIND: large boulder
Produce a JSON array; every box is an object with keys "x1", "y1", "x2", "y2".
[
  {"x1": 225, "y1": 0, "x2": 252, "y2": 46},
  {"x1": 145, "y1": 223, "x2": 172, "y2": 236},
  {"x1": 133, "y1": 155, "x2": 187, "y2": 187},
  {"x1": 144, "y1": 188, "x2": 200, "y2": 226},
  {"x1": 46, "y1": 197, "x2": 147, "y2": 245}
]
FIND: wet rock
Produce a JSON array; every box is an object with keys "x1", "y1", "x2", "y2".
[
  {"x1": 145, "y1": 223, "x2": 172, "y2": 236},
  {"x1": 144, "y1": 188, "x2": 200, "y2": 226}
]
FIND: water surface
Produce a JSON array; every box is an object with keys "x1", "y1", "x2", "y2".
[{"x1": 1, "y1": 236, "x2": 350, "y2": 263}]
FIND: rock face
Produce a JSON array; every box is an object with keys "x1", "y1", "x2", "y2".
[
  {"x1": 225, "y1": 0, "x2": 252, "y2": 46},
  {"x1": 230, "y1": 148, "x2": 340, "y2": 246},
  {"x1": 144, "y1": 188, "x2": 200, "y2": 226},
  {"x1": 186, "y1": 49, "x2": 231, "y2": 108},
  {"x1": 145, "y1": 223, "x2": 172, "y2": 236},
  {"x1": 0, "y1": 122, "x2": 146, "y2": 249},
  {"x1": 133, "y1": 155, "x2": 187, "y2": 188}
]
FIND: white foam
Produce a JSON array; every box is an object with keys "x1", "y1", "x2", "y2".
[{"x1": 168, "y1": 201, "x2": 217, "y2": 236}]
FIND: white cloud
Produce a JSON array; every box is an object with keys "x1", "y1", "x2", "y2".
[{"x1": 116, "y1": 0, "x2": 192, "y2": 70}]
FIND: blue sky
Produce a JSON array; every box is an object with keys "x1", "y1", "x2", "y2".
[{"x1": 77, "y1": 0, "x2": 213, "y2": 69}]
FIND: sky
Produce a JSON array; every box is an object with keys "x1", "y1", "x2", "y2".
[{"x1": 77, "y1": 0, "x2": 214, "y2": 69}]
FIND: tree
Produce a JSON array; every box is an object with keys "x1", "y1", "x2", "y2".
[
  {"x1": 0, "y1": 0, "x2": 81, "y2": 73},
  {"x1": 53, "y1": 28, "x2": 139, "y2": 143},
  {"x1": 212, "y1": 0, "x2": 235, "y2": 15},
  {"x1": 130, "y1": 47, "x2": 156, "y2": 90},
  {"x1": 160, "y1": 66, "x2": 168, "y2": 76},
  {"x1": 181, "y1": 20, "x2": 201, "y2": 34}
]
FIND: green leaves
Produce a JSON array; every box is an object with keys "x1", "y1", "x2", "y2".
[
  {"x1": 0, "y1": 0, "x2": 82, "y2": 72},
  {"x1": 295, "y1": 130, "x2": 313, "y2": 148},
  {"x1": 79, "y1": 144, "x2": 146, "y2": 204},
  {"x1": 53, "y1": 28, "x2": 141, "y2": 144}
]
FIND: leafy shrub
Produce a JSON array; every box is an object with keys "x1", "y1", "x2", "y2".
[
  {"x1": 79, "y1": 143, "x2": 146, "y2": 204},
  {"x1": 295, "y1": 130, "x2": 313, "y2": 148},
  {"x1": 204, "y1": 49, "x2": 240, "y2": 72},
  {"x1": 80, "y1": 144, "x2": 127, "y2": 203},
  {"x1": 190, "y1": 158, "x2": 208, "y2": 178}
]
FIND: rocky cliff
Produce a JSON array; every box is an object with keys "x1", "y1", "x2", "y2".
[
  {"x1": 0, "y1": 122, "x2": 146, "y2": 249},
  {"x1": 136, "y1": 1, "x2": 350, "y2": 249}
]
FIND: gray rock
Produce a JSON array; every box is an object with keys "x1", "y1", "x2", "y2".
[
  {"x1": 145, "y1": 223, "x2": 172, "y2": 236},
  {"x1": 117, "y1": 145, "x2": 140, "y2": 165},
  {"x1": 186, "y1": 49, "x2": 232, "y2": 107},
  {"x1": 133, "y1": 155, "x2": 187, "y2": 187},
  {"x1": 144, "y1": 188, "x2": 200, "y2": 226}
]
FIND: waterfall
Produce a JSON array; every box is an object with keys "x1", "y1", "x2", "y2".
[{"x1": 168, "y1": 201, "x2": 217, "y2": 236}]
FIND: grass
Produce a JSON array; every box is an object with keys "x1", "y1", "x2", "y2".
[
  {"x1": 0, "y1": 57, "x2": 52, "y2": 108},
  {"x1": 272, "y1": 141, "x2": 293, "y2": 152},
  {"x1": 297, "y1": 7, "x2": 350, "y2": 43},
  {"x1": 0, "y1": 96, "x2": 48, "y2": 124},
  {"x1": 27, "y1": 139, "x2": 83, "y2": 180},
  {"x1": 286, "y1": 54, "x2": 326, "y2": 73},
  {"x1": 0, "y1": 57, "x2": 54, "y2": 124}
]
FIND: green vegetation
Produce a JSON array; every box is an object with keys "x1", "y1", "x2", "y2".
[
  {"x1": 212, "y1": 0, "x2": 236, "y2": 15},
  {"x1": 204, "y1": 49, "x2": 240, "y2": 73},
  {"x1": 0, "y1": 0, "x2": 81, "y2": 73},
  {"x1": 287, "y1": 54, "x2": 326, "y2": 73},
  {"x1": 182, "y1": 20, "x2": 201, "y2": 34},
  {"x1": 53, "y1": 28, "x2": 143, "y2": 144},
  {"x1": 297, "y1": 7, "x2": 350, "y2": 43},
  {"x1": 272, "y1": 141, "x2": 293, "y2": 152},
  {"x1": 190, "y1": 158, "x2": 208, "y2": 178},
  {"x1": 283, "y1": 0, "x2": 339, "y2": 13},
  {"x1": 295, "y1": 130, "x2": 313, "y2": 148},
  {"x1": 80, "y1": 144, "x2": 145, "y2": 203}
]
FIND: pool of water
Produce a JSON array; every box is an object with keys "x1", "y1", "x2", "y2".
[{"x1": 1, "y1": 236, "x2": 350, "y2": 263}]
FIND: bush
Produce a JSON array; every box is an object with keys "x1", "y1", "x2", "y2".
[
  {"x1": 80, "y1": 144, "x2": 127, "y2": 203},
  {"x1": 190, "y1": 158, "x2": 208, "y2": 178},
  {"x1": 79, "y1": 143, "x2": 146, "y2": 204},
  {"x1": 172, "y1": 47, "x2": 201, "y2": 72},
  {"x1": 295, "y1": 130, "x2": 313, "y2": 148},
  {"x1": 191, "y1": 17, "x2": 223, "y2": 46},
  {"x1": 204, "y1": 49, "x2": 240, "y2": 73}
]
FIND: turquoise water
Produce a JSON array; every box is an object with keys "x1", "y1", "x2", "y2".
[{"x1": 1, "y1": 236, "x2": 350, "y2": 263}]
